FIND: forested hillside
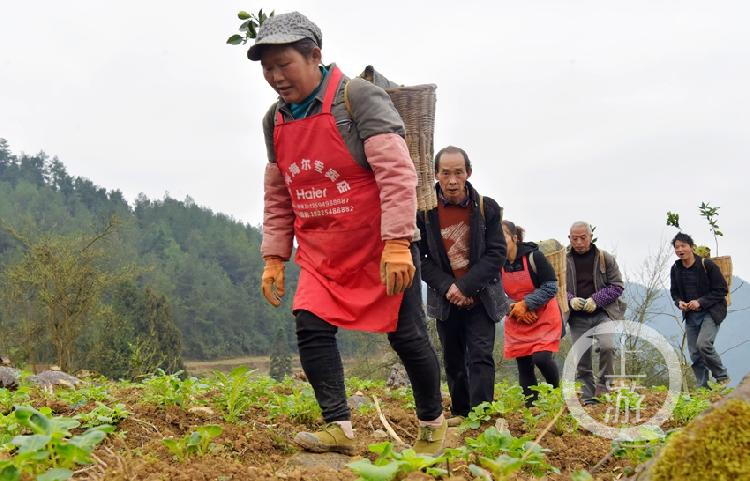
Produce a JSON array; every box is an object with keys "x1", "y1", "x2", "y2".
[{"x1": 0, "y1": 138, "x2": 299, "y2": 374}]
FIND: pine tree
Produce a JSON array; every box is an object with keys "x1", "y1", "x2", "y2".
[{"x1": 269, "y1": 328, "x2": 291, "y2": 381}]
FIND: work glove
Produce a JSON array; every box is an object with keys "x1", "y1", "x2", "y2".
[
  {"x1": 261, "y1": 256, "x2": 285, "y2": 307},
  {"x1": 380, "y1": 239, "x2": 416, "y2": 296},
  {"x1": 583, "y1": 297, "x2": 597, "y2": 313},
  {"x1": 509, "y1": 300, "x2": 530, "y2": 321},
  {"x1": 570, "y1": 297, "x2": 586, "y2": 311}
]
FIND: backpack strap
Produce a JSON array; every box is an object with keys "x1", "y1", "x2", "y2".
[
  {"x1": 343, "y1": 80, "x2": 353, "y2": 116},
  {"x1": 479, "y1": 194, "x2": 485, "y2": 220},
  {"x1": 528, "y1": 251, "x2": 538, "y2": 275},
  {"x1": 599, "y1": 250, "x2": 607, "y2": 274}
]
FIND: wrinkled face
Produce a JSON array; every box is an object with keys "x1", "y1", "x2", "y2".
[
  {"x1": 569, "y1": 225, "x2": 593, "y2": 254},
  {"x1": 502, "y1": 225, "x2": 516, "y2": 250},
  {"x1": 435, "y1": 152, "x2": 471, "y2": 204},
  {"x1": 673, "y1": 240, "x2": 694, "y2": 260},
  {"x1": 260, "y1": 45, "x2": 321, "y2": 104}
]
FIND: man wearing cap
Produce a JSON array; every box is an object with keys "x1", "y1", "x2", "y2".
[{"x1": 249, "y1": 12, "x2": 446, "y2": 455}]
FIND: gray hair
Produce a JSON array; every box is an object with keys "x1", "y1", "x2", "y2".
[{"x1": 570, "y1": 221, "x2": 592, "y2": 235}]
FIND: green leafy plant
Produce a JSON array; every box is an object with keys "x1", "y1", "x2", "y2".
[
  {"x1": 463, "y1": 427, "x2": 559, "y2": 479},
  {"x1": 0, "y1": 386, "x2": 31, "y2": 413},
  {"x1": 142, "y1": 370, "x2": 208, "y2": 408},
  {"x1": 347, "y1": 441, "x2": 445, "y2": 481},
  {"x1": 267, "y1": 386, "x2": 321, "y2": 424},
  {"x1": 666, "y1": 202, "x2": 724, "y2": 257},
  {"x1": 698, "y1": 202, "x2": 723, "y2": 256},
  {"x1": 611, "y1": 426, "x2": 668, "y2": 467},
  {"x1": 0, "y1": 405, "x2": 112, "y2": 480},
  {"x1": 346, "y1": 377, "x2": 386, "y2": 395},
  {"x1": 666, "y1": 211, "x2": 680, "y2": 230},
  {"x1": 74, "y1": 402, "x2": 130, "y2": 428},
  {"x1": 226, "y1": 9, "x2": 275, "y2": 45},
  {"x1": 671, "y1": 391, "x2": 711, "y2": 424},
  {"x1": 210, "y1": 367, "x2": 255, "y2": 422},
  {"x1": 387, "y1": 386, "x2": 415, "y2": 410},
  {"x1": 460, "y1": 384, "x2": 525, "y2": 431},
  {"x1": 53, "y1": 384, "x2": 110, "y2": 408},
  {"x1": 162, "y1": 424, "x2": 223, "y2": 462}
]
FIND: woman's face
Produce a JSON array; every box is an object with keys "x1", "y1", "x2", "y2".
[
  {"x1": 503, "y1": 225, "x2": 516, "y2": 249},
  {"x1": 261, "y1": 45, "x2": 322, "y2": 104}
]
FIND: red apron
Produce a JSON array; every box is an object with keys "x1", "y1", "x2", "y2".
[
  {"x1": 501, "y1": 255, "x2": 562, "y2": 359},
  {"x1": 273, "y1": 66, "x2": 403, "y2": 332}
]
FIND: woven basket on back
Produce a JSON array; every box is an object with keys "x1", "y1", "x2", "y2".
[
  {"x1": 537, "y1": 239, "x2": 569, "y2": 314},
  {"x1": 385, "y1": 84, "x2": 438, "y2": 212},
  {"x1": 357, "y1": 66, "x2": 438, "y2": 212},
  {"x1": 710, "y1": 255, "x2": 733, "y2": 305}
]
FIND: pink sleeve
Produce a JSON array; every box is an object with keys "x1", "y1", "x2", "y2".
[
  {"x1": 364, "y1": 133, "x2": 417, "y2": 240},
  {"x1": 261, "y1": 163, "x2": 294, "y2": 260}
]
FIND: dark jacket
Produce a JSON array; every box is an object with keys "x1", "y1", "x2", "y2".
[
  {"x1": 670, "y1": 255, "x2": 728, "y2": 324},
  {"x1": 565, "y1": 245, "x2": 627, "y2": 322},
  {"x1": 417, "y1": 182, "x2": 508, "y2": 322}
]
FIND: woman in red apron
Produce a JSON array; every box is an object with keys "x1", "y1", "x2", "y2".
[
  {"x1": 500, "y1": 221, "x2": 562, "y2": 406},
  {"x1": 248, "y1": 12, "x2": 445, "y2": 455}
]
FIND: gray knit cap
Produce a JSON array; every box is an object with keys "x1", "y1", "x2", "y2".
[{"x1": 247, "y1": 12, "x2": 322, "y2": 61}]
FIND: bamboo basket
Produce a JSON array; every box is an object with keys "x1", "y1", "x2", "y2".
[
  {"x1": 385, "y1": 84, "x2": 438, "y2": 212},
  {"x1": 710, "y1": 255, "x2": 733, "y2": 305},
  {"x1": 537, "y1": 239, "x2": 569, "y2": 314},
  {"x1": 358, "y1": 66, "x2": 438, "y2": 212}
]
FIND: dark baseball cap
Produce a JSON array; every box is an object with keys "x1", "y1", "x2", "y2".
[{"x1": 247, "y1": 12, "x2": 322, "y2": 61}]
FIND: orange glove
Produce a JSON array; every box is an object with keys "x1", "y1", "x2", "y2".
[
  {"x1": 261, "y1": 256, "x2": 285, "y2": 307},
  {"x1": 509, "y1": 300, "x2": 530, "y2": 322},
  {"x1": 380, "y1": 239, "x2": 416, "y2": 296}
]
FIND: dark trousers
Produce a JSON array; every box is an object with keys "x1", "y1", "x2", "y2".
[
  {"x1": 516, "y1": 351, "x2": 560, "y2": 406},
  {"x1": 569, "y1": 311, "x2": 615, "y2": 401},
  {"x1": 295, "y1": 245, "x2": 443, "y2": 423},
  {"x1": 685, "y1": 311, "x2": 728, "y2": 388},
  {"x1": 436, "y1": 305, "x2": 496, "y2": 417}
]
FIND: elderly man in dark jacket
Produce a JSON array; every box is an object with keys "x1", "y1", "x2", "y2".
[
  {"x1": 566, "y1": 221, "x2": 627, "y2": 405},
  {"x1": 669, "y1": 232, "x2": 729, "y2": 388},
  {"x1": 417, "y1": 146, "x2": 508, "y2": 424}
]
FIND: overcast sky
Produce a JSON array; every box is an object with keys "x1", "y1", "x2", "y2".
[{"x1": 1, "y1": 1, "x2": 748, "y2": 281}]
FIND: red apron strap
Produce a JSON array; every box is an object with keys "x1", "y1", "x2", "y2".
[
  {"x1": 276, "y1": 110, "x2": 284, "y2": 125},
  {"x1": 321, "y1": 66, "x2": 343, "y2": 114}
]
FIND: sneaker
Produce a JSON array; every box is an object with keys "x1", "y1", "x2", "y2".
[
  {"x1": 293, "y1": 423, "x2": 356, "y2": 455},
  {"x1": 412, "y1": 418, "x2": 447, "y2": 456},
  {"x1": 583, "y1": 398, "x2": 601, "y2": 406},
  {"x1": 446, "y1": 415, "x2": 465, "y2": 427},
  {"x1": 715, "y1": 378, "x2": 732, "y2": 389}
]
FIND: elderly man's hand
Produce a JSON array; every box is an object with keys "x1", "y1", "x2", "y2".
[
  {"x1": 687, "y1": 300, "x2": 701, "y2": 311},
  {"x1": 583, "y1": 297, "x2": 597, "y2": 313},
  {"x1": 446, "y1": 283, "x2": 471, "y2": 305},
  {"x1": 570, "y1": 297, "x2": 586, "y2": 311}
]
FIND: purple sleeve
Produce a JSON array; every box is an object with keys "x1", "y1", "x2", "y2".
[{"x1": 591, "y1": 284, "x2": 624, "y2": 307}]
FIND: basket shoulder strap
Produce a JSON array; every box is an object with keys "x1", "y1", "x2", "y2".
[
  {"x1": 599, "y1": 251, "x2": 607, "y2": 274},
  {"x1": 528, "y1": 252, "x2": 537, "y2": 275},
  {"x1": 479, "y1": 195, "x2": 485, "y2": 219},
  {"x1": 344, "y1": 80, "x2": 353, "y2": 116}
]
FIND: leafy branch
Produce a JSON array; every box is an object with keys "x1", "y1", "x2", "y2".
[
  {"x1": 226, "y1": 9, "x2": 274, "y2": 45},
  {"x1": 698, "y1": 202, "x2": 722, "y2": 256}
]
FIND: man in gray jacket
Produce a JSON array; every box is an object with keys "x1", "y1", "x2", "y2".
[{"x1": 566, "y1": 221, "x2": 626, "y2": 405}]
